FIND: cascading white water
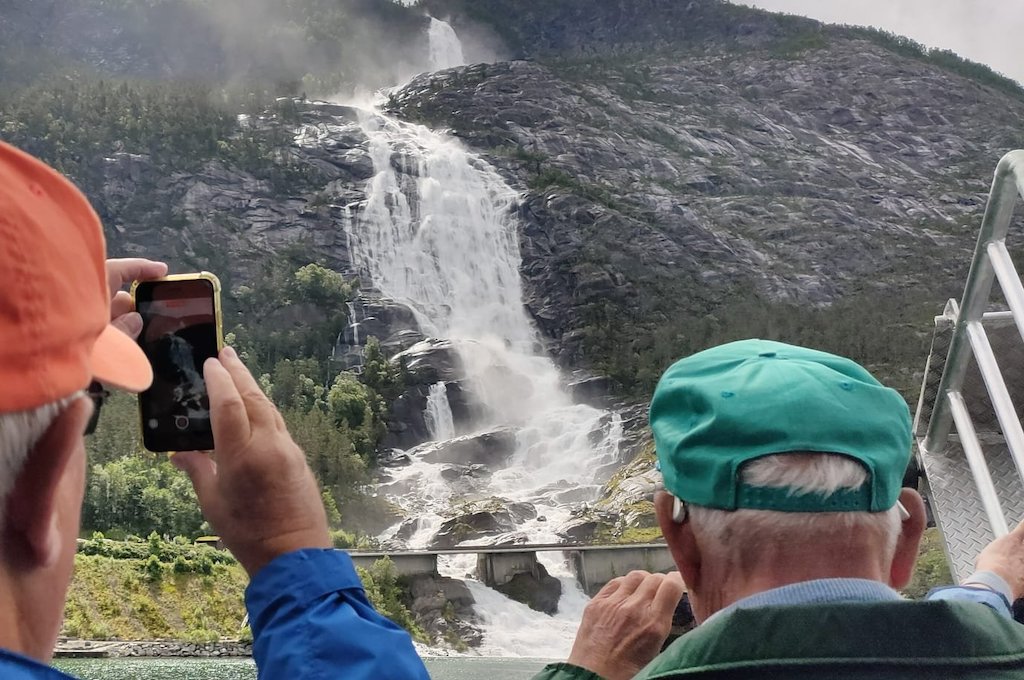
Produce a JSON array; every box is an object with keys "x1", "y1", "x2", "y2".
[
  {"x1": 424, "y1": 382, "x2": 456, "y2": 441},
  {"x1": 327, "y1": 18, "x2": 624, "y2": 659},
  {"x1": 346, "y1": 301, "x2": 361, "y2": 346},
  {"x1": 428, "y1": 18, "x2": 466, "y2": 72},
  {"x1": 346, "y1": 110, "x2": 624, "y2": 656},
  {"x1": 351, "y1": 110, "x2": 623, "y2": 515}
]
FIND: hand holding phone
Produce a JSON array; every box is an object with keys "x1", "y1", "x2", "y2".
[
  {"x1": 132, "y1": 273, "x2": 223, "y2": 452},
  {"x1": 172, "y1": 348, "x2": 332, "y2": 577}
]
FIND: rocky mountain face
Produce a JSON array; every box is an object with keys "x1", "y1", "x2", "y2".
[
  {"x1": 390, "y1": 42, "x2": 1024, "y2": 368},
  {"x1": 93, "y1": 28, "x2": 1024, "y2": 386}
]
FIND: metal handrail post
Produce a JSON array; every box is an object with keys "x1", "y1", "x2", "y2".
[
  {"x1": 987, "y1": 241, "x2": 1024, "y2": 344},
  {"x1": 965, "y1": 321, "x2": 1024, "y2": 480},
  {"x1": 922, "y1": 151, "x2": 1024, "y2": 455},
  {"x1": 948, "y1": 392, "x2": 1010, "y2": 536}
]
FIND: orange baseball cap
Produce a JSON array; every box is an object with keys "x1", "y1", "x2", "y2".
[{"x1": 0, "y1": 141, "x2": 153, "y2": 412}]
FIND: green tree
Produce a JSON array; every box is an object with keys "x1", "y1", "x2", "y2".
[
  {"x1": 82, "y1": 456, "x2": 205, "y2": 538},
  {"x1": 283, "y1": 407, "x2": 369, "y2": 519}
]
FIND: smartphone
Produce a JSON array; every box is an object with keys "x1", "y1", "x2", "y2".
[{"x1": 132, "y1": 273, "x2": 224, "y2": 453}]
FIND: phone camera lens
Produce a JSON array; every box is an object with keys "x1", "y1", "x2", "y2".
[{"x1": 174, "y1": 416, "x2": 190, "y2": 431}]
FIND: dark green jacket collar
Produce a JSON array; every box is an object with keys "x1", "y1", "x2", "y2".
[{"x1": 638, "y1": 600, "x2": 1024, "y2": 678}]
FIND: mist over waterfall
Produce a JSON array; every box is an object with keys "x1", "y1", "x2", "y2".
[{"x1": 428, "y1": 18, "x2": 466, "y2": 72}]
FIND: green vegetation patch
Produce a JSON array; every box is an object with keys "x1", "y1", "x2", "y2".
[
  {"x1": 64, "y1": 553, "x2": 248, "y2": 641},
  {"x1": 356, "y1": 558, "x2": 427, "y2": 644},
  {"x1": 903, "y1": 527, "x2": 954, "y2": 599}
]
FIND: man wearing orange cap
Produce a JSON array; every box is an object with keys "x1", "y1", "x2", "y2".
[{"x1": 0, "y1": 141, "x2": 430, "y2": 678}]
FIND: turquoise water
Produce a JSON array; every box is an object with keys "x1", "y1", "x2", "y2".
[{"x1": 55, "y1": 656, "x2": 550, "y2": 679}]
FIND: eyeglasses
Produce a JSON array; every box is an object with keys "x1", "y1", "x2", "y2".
[{"x1": 85, "y1": 381, "x2": 111, "y2": 436}]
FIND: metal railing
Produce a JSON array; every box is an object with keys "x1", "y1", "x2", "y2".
[{"x1": 920, "y1": 150, "x2": 1024, "y2": 538}]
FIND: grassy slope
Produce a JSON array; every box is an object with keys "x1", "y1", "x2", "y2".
[
  {"x1": 63, "y1": 555, "x2": 248, "y2": 642},
  {"x1": 63, "y1": 553, "x2": 423, "y2": 644}
]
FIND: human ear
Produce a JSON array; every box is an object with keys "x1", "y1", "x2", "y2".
[
  {"x1": 888, "y1": 488, "x2": 927, "y2": 589},
  {"x1": 5, "y1": 398, "x2": 91, "y2": 570},
  {"x1": 656, "y1": 491, "x2": 700, "y2": 591}
]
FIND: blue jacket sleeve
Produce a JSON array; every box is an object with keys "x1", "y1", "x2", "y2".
[
  {"x1": 245, "y1": 548, "x2": 431, "y2": 680},
  {"x1": 926, "y1": 585, "x2": 1012, "y2": 619}
]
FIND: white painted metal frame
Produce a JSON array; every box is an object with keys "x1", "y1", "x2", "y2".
[{"x1": 920, "y1": 151, "x2": 1024, "y2": 538}]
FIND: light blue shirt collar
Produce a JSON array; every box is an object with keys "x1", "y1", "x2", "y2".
[{"x1": 704, "y1": 578, "x2": 904, "y2": 625}]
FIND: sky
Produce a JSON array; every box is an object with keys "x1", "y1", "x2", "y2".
[{"x1": 735, "y1": 1, "x2": 1024, "y2": 84}]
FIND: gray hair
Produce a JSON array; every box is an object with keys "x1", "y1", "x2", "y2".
[
  {"x1": 0, "y1": 399, "x2": 74, "y2": 527},
  {"x1": 689, "y1": 453, "x2": 903, "y2": 568}
]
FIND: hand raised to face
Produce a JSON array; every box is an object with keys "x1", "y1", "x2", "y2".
[{"x1": 567, "y1": 570, "x2": 686, "y2": 680}]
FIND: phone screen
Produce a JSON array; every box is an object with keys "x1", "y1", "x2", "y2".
[{"x1": 135, "y1": 278, "x2": 220, "y2": 452}]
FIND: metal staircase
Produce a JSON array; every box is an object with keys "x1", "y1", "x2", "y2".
[{"x1": 915, "y1": 150, "x2": 1024, "y2": 581}]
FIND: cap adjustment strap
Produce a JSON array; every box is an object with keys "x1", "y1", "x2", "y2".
[{"x1": 735, "y1": 483, "x2": 875, "y2": 513}]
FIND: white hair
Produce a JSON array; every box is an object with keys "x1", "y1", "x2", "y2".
[
  {"x1": 689, "y1": 453, "x2": 903, "y2": 568},
  {"x1": 0, "y1": 399, "x2": 73, "y2": 527}
]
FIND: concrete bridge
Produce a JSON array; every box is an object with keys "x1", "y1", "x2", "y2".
[{"x1": 348, "y1": 543, "x2": 676, "y2": 595}]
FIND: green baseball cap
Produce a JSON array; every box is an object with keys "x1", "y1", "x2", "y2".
[{"x1": 649, "y1": 339, "x2": 911, "y2": 513}]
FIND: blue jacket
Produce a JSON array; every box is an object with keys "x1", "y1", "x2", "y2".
[
  {"x1": 246, "y1": 549, "x2": 430, "y2": 679},
  {"x1": 1, "y1": 548, "x2": 430, "y2": 679}
]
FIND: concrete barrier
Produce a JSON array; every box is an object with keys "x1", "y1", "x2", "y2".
[
  {"x1": 477, "y1": 550, "x2": 541, "y2": 586},
  {"x1": 566, "y1": 545, "x2": 676, "y2": 594},
  {"x1": 348, "y1": 552, "x2": 438, "y2": 577},
  {"x1": 346, "y1": 543, "x2": 676, "y2": 594}
]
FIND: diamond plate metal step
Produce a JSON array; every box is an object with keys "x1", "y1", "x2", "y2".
[{"x1": 916, "y1": 313, "x2": 1024, "y2": 580}]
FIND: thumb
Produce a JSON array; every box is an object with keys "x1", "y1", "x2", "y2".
[
  {"x1": 110, "y1": 311, "x2": 143, "y2": 340},
  {"x1": 171, "y1": 451, "x2": 219, "y2": 513}
]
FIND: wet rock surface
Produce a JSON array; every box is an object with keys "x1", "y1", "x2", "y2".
[
  {"x1": 405, "y1": 574, "x2": 483, "y2": 649},
  {"x1": 493, "y1": 563, "x2": 563, "y2": 615},
  {"x1": 417, "y1": 429, "x2": 519, "y2": 467},
  {"x1": 431, "y1": 498, "x2": 538, "y2": 549}
]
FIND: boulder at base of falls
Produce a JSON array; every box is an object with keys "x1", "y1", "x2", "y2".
[
  {"x1": 351, "y1": 297, "x2": 422, "y2": 348},
  {"x1": 418, "y1": 428, "x2": 518, "y2": 467},
  {"x1": 405, "y1": 574, "x2": 483, "y2": 650},
  {"x1": 556, "y1": 509, "x2": 621, "y2": 543},
  {"x1": 382, "y1": 384, "x2": 433, "y2": 450},
  {"x1": 394, "y1": 517, "x2": 424, "y2": 542},
  {"x1": 439, "y1": 463, "x2": 491, "y2": 481},
  {"x1": 396, "y1": 339, "x2": 465, "y2": 385},
  {"x1": 493, "y1": 562, "x2": 563, "y2": 616},
  {"x1": 430, "y1": 498, "x2": 537, "y2": 549},
  {"x1": 566, "y1": 374, "x2": 615, "y2": 409}
]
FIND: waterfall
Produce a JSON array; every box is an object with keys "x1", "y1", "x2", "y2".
[
  {"x1": 346, "y1": 109, "x2": 624, "y2": 657},
  {"x1": 346, "y1": 301, "x2": 361, "y2": 346},
  {"x1": 428, "y1": 17, "x2": 466, "y2": 71},
  {"x1": 424, "y1": 382, "x2": 456, "y2": 441}
]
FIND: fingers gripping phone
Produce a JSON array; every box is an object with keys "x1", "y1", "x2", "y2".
[{"x1": 131, "y1": 273, "x2": 224, "y2": 452}]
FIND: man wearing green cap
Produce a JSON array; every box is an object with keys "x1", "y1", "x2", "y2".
[{"x1": 535, "y1": 339, "x2": 1024, "y2": 680}]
